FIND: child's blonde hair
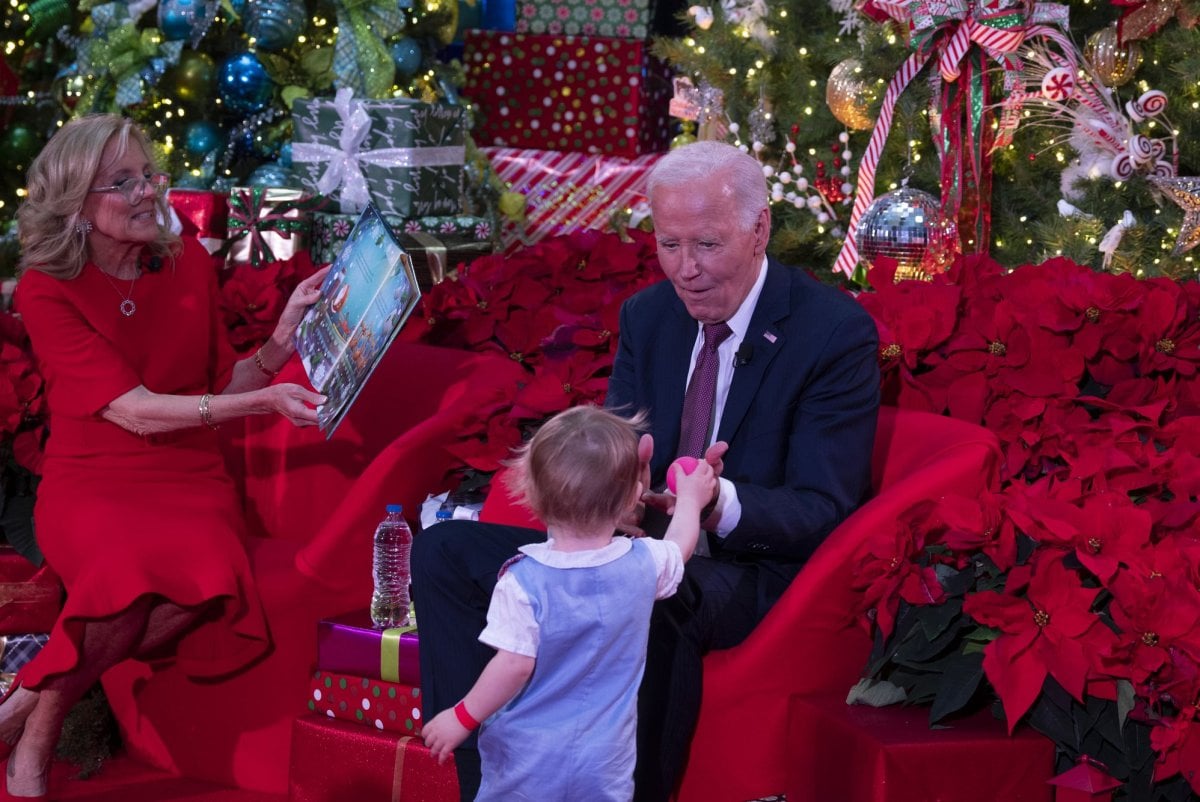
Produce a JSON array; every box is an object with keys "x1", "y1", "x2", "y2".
[{"x1": 507, "y1": 406, "x2": 643, "y2": 531}]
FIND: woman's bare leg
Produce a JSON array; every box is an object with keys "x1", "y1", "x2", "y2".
[{"x1": 6, "y1": 597, "x2": 202, "y2": 797}]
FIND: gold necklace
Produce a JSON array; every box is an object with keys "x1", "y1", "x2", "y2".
[{"x1": 98, "y1": 266, "x2": 140, "y2": 317}]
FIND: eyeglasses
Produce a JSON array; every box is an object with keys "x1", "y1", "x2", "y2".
[{"x1": 88, "y1": 173, "x2": 170, "y2": 205}]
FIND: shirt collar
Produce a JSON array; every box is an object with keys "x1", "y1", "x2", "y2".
[{"x1": 723, "y1": 256, "x2": 769, "y2": 342}]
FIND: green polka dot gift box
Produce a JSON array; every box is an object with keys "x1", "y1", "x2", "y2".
[
  {"x1": 462, "y1": 30, "x2": 673, "y2": 158},
  {"x1": 515, "y1": 0, "x2": 652, "y2": 39},
  {"x1": 308, "y1": 670, "x2": 424, "y2": 736}
]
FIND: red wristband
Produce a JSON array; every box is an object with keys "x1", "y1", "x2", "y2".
[{"x1": 454, "y1": 701, "x2": 480, "y2": 731}]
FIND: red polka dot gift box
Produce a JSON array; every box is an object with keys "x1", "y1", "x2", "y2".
[
  {"x1": 308, "y1": 670, "x2": 424, "y2": 736},
  {"x1": 462, "y1": 29, "x2": 673, "y2": 158}
]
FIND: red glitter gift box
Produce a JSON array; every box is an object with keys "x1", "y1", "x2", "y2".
[{"x1": 288, "y1": 715, "x2": 458, "y2": 802}]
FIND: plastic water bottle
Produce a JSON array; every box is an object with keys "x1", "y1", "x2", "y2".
[{"x1": 370, "y1": 504, "x2": 413, "y2": 628}]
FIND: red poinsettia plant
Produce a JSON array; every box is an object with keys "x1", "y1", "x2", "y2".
[
  {"x1": 854, "y1": 256, "x2": 1200, "y2": 799},
  {"x1": 0, "y1": 309, "x2": 47, "y2": 562}
]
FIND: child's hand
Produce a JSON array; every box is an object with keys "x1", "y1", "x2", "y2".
[
  {"x1": 423, "y1": 708, "x2": 471, "y2": 765},
  {"x1": 671, "y1": 458, "x2": 716, "y2": 512}
]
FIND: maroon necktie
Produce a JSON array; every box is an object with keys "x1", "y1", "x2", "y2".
[{"x1": 677, "y1": 322, "x2": 732, "y2": 459}]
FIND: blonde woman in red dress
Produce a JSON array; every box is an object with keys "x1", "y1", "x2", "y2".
[{"x1": 0, "y1": 114, "x2": 328, "y2": 798}]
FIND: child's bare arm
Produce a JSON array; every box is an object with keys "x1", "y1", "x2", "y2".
[
  {"x1": 663, "y1": 460, "x2": 717, "y2": 561},
  {"x1": 423, "y1": 649, "x2": 536, "y2": 763}
]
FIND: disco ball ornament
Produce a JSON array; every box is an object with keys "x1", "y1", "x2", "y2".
[
  {"x1": 854, "y1": 188, "x2": 960, "y2": 281},
  {"x1": 391, "y1": 37, "x2": 423, "y2": 80},
  {"x1": 247, "y1": 162, "x2": 299, "y2": 187},
  {"x1": 183, "y1": 120, "x2": 222, "y2": 158},
  {"x1": 826, "y1": 58, "x2": 876, "y2": 132},
  {"x1": 158, "y1": 0, "x2": 215, "y2": 42},
  {"x1": 244, "y1": 0, "x2": 306, "y2": 52},
  {"x1": 217, "y1": 53, "x2": 274, "y2": 115},
  {"x1": 1084, "y1": 25, "x2": 1142, "y2": 87},
  {"x1": 170, "y1": 50, "x2": 215, "y2": 103},
  {"x1": 278, "y1": 141, "x2": 293, "y2": 167}
]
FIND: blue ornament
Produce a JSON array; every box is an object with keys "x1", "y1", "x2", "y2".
[
  {"x1": 278, "y1": 141, "x2": 293, "y2": 168},
  {"x1": 217, "y1": 53, "x2": 274, "y2": 115},
  {"x1": 183, "y1": 120, "x2": 222, "y2": 158},
  {"x1": 158, "y1": 0, "x2": 215, "y2": 43},
  {"x1": 247, "y1": 162, "x2": 299, "y2": 188},
  {"x1": 244, "y1": 0, "x2": 306, "y2": 52},
  {"x1": 391, "y1": 38, "x2": 423, "y2": 80}
]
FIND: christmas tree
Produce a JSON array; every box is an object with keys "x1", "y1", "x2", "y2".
[
  {"x1": 0, "y1": 0, "x2": 474, "y2": 274},
  {"x1": 657, "y1": 0, "x2": 1200, "y2": 281}
]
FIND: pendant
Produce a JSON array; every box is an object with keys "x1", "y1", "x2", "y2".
[{"x1": 120, "y1": 299, "x2": 137, "y2": 317}]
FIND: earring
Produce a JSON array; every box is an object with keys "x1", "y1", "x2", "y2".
[{"x1": 75, "y1": 219, "x2": 93, "y2": 235}]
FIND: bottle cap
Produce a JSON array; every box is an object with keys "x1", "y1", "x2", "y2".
[{"x1": 386, "y1": 504, "x2": 403, "y2": 514}]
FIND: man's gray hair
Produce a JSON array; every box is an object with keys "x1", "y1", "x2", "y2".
[{"x1": 646, "y1": 141, "x2": 768, "y2": 231}]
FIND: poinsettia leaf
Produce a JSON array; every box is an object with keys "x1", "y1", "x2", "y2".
[
  {"x1": 1016, "y1": 533, "x2": 1038, "y2": 565},
  {"x1": 929, "y1": 652, "x2": 984, "y2": 724},
  {"x1": 962, "y1": 625, "x2": 1000, "y2": 655},
  {"x1": 1027, "y1": 692, "x2": 1081, "y2": 754},
  {"x1": 845, "y1": 678, "x2": 908, "y2": 707},
  {"x1": 1117, "y1": 679, "x2": 1136, "y2": 732},
  {"x1": 895, "y1": 614, "x2": 966, "y2": 665},
  {"x1": 918, "y1": 598, "x2": 963, "y2": 641},
  {"x1": 937, "y1": 565, "x2": 977, "y2": 597}
]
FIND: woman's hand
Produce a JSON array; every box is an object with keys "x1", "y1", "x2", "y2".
[
  {"x1": 273, "y1": 265, "x2": 331, "y2": 342},
  {"x1": 261, "y1": 383, "x2": 326, "y2": 427}
]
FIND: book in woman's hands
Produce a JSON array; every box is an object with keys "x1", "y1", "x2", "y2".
[{"x1": 295, "y1": 205, "x2": 422, "y2": 437}]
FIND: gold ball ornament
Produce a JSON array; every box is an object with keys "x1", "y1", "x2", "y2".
[
  {"x1": 826, "y1": 59, "x2": 876, "y2": 132},
  {"x1": 671, "y1": 121, "x2": 698, "y2": 150},
  {"x1": 854, "y1": 188, "x2": 960, "y2": 281},
  {"x1": 1084, "y1": 26, "x2": 1143, "y2": 87},
  {"x1": 170, "y1": 50, "x2": 216, "y2": 103}
]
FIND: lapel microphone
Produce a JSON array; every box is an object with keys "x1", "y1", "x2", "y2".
[{"x1": 734, "y1": 342, "x2": 754, "y2": 367}]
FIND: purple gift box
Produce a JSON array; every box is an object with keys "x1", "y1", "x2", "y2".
[{"x1": 316, "y1": 611, "x2": 420, "y2": 686}]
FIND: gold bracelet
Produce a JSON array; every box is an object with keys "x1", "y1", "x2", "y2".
[
  {"x1": 253, "y1": 347, "x2": 280, "y2": 378},
  {"x1": 199, "y1": 393, "x2": 219, "y2": 429}
]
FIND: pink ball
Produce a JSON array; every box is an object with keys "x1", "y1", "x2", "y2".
[{"x1": 666, "y1": 456, "x2": 700, "y2": 494}]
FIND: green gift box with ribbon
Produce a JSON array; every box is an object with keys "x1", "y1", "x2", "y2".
[
  {"x1": 291, "y1": 89, "x2": 466, "y2": 218},
  {"x1": 310, "y1": 212, "x2": 495, "y2": 290}
]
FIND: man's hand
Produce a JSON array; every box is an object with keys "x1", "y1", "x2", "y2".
[{"x1": 647, "y1": 440, "x2": 728, "y2": 516}]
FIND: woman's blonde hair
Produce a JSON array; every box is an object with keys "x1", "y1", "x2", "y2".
[
  {"x1": 17, "y1": 114, "x2": 179, "y2": 279},
  {"x1": 506, "y1": 406, "x2": 644, "y2": 532}
]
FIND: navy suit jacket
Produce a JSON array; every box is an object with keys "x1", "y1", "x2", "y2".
[{"x1": 606, "y1": 258, "x2": 880, "y2": 563}]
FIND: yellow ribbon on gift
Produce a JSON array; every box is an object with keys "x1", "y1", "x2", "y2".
[{"x1": 380, "y1": 621, "x2": 417, "y2": 684}]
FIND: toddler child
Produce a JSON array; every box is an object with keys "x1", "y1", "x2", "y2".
[{"x1": 422, "y1": 405, "x2": 716, "y2": 801}]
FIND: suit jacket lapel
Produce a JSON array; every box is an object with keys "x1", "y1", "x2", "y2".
[{"x1": 717, "y1": 260, "x2": 790, "y2": 445}]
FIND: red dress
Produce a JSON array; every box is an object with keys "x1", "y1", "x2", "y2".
[{"x1": 15, "y1": 238, "x2": 270, "y2": 685}]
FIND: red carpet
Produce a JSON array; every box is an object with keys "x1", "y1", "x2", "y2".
[{"x1": 45, "y1": 753, "x2": 285, "y2": 801}]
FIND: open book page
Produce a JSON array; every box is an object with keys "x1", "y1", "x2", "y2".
[{"x1": 295, "y1": 205, "x2": 422, "y2": 437}]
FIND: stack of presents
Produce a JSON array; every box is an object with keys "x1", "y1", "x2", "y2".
[
  {"x1": 288, "y1": 610, "x2": 459, "y2": 801},
  {"x1": 167, "y1": 0, "x2": 680, "y2": 280}
]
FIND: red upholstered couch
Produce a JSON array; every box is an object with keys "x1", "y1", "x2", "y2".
[
  {"x1": 481, "y1": 406, "x2": 1002, "y2": 801},
  {"x1": 676, "y1": 406, "x2": 1002, "y2": 802},
  {"x1": 99, "y1": 343, "x2": 525, "y2": 794}
]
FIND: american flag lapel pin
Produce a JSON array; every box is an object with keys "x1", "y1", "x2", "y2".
[{"x1": 763, "y1": 331, "x2": 778, "y2": 344}]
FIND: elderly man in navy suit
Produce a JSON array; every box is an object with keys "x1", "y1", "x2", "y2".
[{"x1": 412, "y1": 141, "x2": 880, "y2": 801}]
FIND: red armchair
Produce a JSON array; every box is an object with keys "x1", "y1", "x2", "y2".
[
  {"x1": 100, "y1": 343, "x2": 524, "y2": 794},
  {"x1": 675, "y1": 406, "x2": 1001, "y2": 802}
]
